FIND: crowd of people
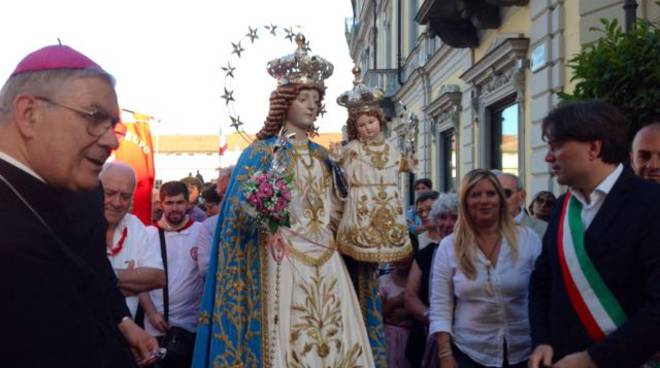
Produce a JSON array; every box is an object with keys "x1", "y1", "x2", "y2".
[{"x1": 2, "y1": 42, "x2": 660, "y2": 368}]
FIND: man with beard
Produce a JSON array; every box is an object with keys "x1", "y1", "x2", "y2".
[
  {"x1": 631, "y1": 122, "x2": 660, "y2": 184},
  {"x1": 139, "y1": 181, "x2": 204, "y2": 367},
  {"x1": 529, "y1": 101, "x2": 660, "y2": 368}
]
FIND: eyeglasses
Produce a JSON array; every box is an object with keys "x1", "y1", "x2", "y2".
[
  {"x1": 503, "y1": 189, "x2": 514, "y2": 198},
  {"x1": 35, "y1": 96, "x2": 126, "y2": 141},
  {"x1": 535, "y1": 197, "x2": 554, "y2": 206}
]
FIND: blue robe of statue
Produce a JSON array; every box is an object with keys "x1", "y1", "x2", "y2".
[{"x1": 192, "y1": 137, "x2": 386, "y2": 367}]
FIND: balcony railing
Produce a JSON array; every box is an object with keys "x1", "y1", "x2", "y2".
[{"x1": 364, "y1": 68, "x2": 400, "y2": 97}]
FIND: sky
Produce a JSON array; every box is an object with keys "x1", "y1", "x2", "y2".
[{"x1": 0, "y1": 0, "x2": 356, "y2": 136}]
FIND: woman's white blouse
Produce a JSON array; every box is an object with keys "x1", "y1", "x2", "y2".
[{"x1": 429, "y1": 226, "x2": 542, "y2": 367}]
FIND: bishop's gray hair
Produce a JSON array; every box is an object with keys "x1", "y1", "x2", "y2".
[{"x1": 0, "y1": 68, "x2": 115, "y2": 122}]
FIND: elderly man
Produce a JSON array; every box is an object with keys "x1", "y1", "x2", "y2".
[
  {"x1": 0, "y1": 45, "x2": 158, "y2": 367},
  {"x1": 631, "y1": 122, "x2": 660, "y2": 183},
  {"x1": 496, "y1": 172, "x2": 548, "y2": 238},
  {"x1": 529, "y1": 101, "x2": 660, "y2": 368},
  {"x1": 100, "y1": 162, "x2": 165, "y2": 317}
]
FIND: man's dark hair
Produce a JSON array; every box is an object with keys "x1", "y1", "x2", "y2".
[
  {"x1": 201, "y1": 187, "x2": 221, "y2": 205},
  {"x1": 159, "y1": 181, "x2": 189, "y2": 202},
  {"x1": 415, "y1": 190, "x2": 440, "y2": 206},
  {"x1": 542, "y1": 100, "x2": 631, "y2": 164},
  {"x1": 415, "y1": 178, "x2": 433, "y2": 189}
]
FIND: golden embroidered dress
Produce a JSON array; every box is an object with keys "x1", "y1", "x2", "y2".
[
  {"x1": 267, "y1": 143, "x2": 375, "y2": 367},
  {"x1": 192, "y1": 139, "x2": 376, "y2": 367},
  {"x1": 335, "y1": 133, "x2": 412, "y2": 263},
  {"x1": 193, "y1": 35, "x2": 375, "y2": 368}
]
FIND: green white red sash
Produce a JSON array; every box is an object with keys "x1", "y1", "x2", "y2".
[{"x1": 557, "y1": 192, "x2": 627, "y2": 341}]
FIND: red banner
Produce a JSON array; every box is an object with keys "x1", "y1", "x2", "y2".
[{"x1": 113, "y1": 113, "x2": 155, "y2": 225}]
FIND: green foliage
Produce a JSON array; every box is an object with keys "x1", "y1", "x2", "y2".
[{"x1": 558, "y1": 18, "x2": 660, "y2": 133}]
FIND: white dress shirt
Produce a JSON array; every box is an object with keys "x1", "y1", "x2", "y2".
[
  {"x1": 570, "y1": 164, "x2": 623, "y2": 230},
  {"x1": 107, "y1": 214, "x2": 163, "y2": 317},
  {"x1": 429, "y1": 227, "x2": 542, "y2": 366}
]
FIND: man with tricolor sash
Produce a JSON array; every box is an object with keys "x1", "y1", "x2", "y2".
[{"x1": 529, "y1": 101, "x2": 660, "y2": 368}]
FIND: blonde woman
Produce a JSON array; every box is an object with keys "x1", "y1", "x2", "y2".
[{"x1": 429, "y1": 169, "x2": 541, "y2": 368}]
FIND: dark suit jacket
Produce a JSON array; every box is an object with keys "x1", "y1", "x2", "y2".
[
  {"x1": 0, "y1": 159, "x2": 137, "y2": 368},
  {"x1": 529, "y1": 167, "x2": 660, "y2": 368}
]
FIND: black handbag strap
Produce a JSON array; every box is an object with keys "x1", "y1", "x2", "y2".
[{"x1": 158, "y1": 228, "x2": 169, "y2": 322}]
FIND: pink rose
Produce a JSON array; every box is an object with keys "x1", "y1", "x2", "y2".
[
  {"x1": 258, "y1": 182, "x2": 274, "y2": 197},
  {"x1": 274, "y1": 197, "x2": 287, "y2": 212},
  {"x1": 248, "y1": 194, "x2": 260, "y2": 206}
]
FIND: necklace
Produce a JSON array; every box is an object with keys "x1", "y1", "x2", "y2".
[
  {"x1": 477, "y1": 235, "x2": 501, "y2": 296},
  {"x1": 107, "y1": 227, "x2": 128, "y2": 256},
  {"x1": 293, "y1": 147, "x2": 314, "y2": 170},
  {"x1": 361, "y1": 140, "x2": 389, "y2": 169}
]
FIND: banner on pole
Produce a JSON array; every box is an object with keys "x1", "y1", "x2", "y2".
[{"x1": 113, "y1": 111, "x2": 156, "y2": 225}]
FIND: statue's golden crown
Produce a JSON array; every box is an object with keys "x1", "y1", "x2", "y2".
[
  {"x1": 267, "y1": 34, "x2": 333, "y2": 88},
  {"x1": 336, "y1": 66, "x2": 384, "y2": 113}
]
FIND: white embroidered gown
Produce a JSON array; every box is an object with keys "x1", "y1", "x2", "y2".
[
  {"x1": 335, "y1": 134, "x2": 412, "y2": 263},
  {"x1": 265, "y1": 144, "x2": 375, "y2": 367}
]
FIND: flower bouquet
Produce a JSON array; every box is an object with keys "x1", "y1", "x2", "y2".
[{"x1": 242, "y1": 170, "x2": 293, "y2": 234}]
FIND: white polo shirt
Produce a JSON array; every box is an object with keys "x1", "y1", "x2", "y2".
[
  {"x1": 107, "y1": 213, "x2": 163, "y2": 317},
  {"x1": 144, "y1": 220, "x2": 204, "y2": 336}
]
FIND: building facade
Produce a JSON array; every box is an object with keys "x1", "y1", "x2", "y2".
[{"x1": 346, "y1": 0, "x2": 659, "y2": 200}]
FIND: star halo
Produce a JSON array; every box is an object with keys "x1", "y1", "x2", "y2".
[{"x1": 220, "y1": 24, "x2": 302, "y2": 144}]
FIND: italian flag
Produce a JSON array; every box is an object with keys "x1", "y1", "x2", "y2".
[{"x1": 557, "y1": 192, "x2": 628, "y2": 341}]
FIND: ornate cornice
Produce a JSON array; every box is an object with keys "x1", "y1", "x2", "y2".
[
  {"x1": 426, "y1": 85, "x2": 462, "y2": 139},
  {"x1": 460, "y1": 37, "x2": 529, "y2": 87},
  {"x1": 425, "y1": 85, "x2": 462, "y2": 118}
]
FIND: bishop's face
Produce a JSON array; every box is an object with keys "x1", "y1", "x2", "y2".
[
  {"x1": 29, "y1": 76, "x2": 120, "y2": 191},
  {"x1": 285, "y1": 89, "x2": 320, "y2": 132}
]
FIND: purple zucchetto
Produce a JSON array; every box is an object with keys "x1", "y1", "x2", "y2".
[{"x1": 11, "y1": 44, "x2": 104, "y2": 76}]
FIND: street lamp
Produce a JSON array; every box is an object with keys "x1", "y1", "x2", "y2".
[{"x1": 623, "y1": 0, "x2": 638, "y2": 32}]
